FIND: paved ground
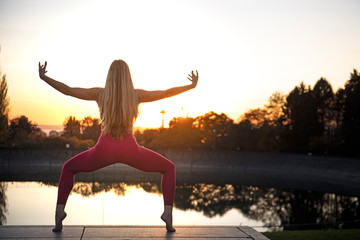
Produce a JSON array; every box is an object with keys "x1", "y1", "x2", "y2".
[{"x1": 0, "y1": 225, "x2": 269, "y2": 239}]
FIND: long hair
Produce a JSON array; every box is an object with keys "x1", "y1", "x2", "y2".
[{"x1": 98, "y1": 60, "x2": 139, "y2": 139}]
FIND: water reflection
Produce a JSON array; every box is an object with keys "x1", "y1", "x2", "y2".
[
  {"x1": 175, "y1": 184, "x2": 360, "y2": 229},
  {"x1": 72, "y1": 182, "x2": 127, "y2": 197},
  {"x1": 45, "y1": 182, "x2": 162, "y2": 198},
  {"x1": 42, "y1": 181, "x2": 360, "y2": 230},
  {"x1": 0, "y1": 182, "x2": 7, "y2": 225}
]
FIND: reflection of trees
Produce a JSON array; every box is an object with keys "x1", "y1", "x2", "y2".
[
  {"x1": 41, "y1": 181, "x2": 359, "y2": 229},
  {"x1": 174, "y1": 184, "x2": 285, "y2": 226},
  {"x1": 174, "y1": 183, "x2": 288, "y2": 226},
  {"x1": 138, "y1": 182, "x2": 161, "y2": 195},
  {"x1": 72, "y1": 182, "x2": 127, "y2": 197},
  {"x1": 44, "y1": 181, "x2": 161, "y2": 198},
  {"x1": 174, "y1": 183, "x2": 360, "y2": 229},
  {"x1": 71, "y1": 182, "x2": 162, "y2": 198},
  {"x1": 175, "y1": 184, "x2": 239, "y2": 218},
  {"x1": 0, "y1": 182, "x2": 8, "y2": 225}
]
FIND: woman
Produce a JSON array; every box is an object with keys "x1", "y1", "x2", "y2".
[{"x1": 38, "y1": 60, "x2": 198, "y2": 232}]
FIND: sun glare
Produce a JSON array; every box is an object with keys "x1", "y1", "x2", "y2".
[
  {"x1": 2, "y1": 0, "x2": 360, "y2": 127},
  {"x1": 6, "y1": 182, "x2": 265, "y2": 226},
  {"x1": 65, "y1": 185, "x2": 164, "y2": 225}
]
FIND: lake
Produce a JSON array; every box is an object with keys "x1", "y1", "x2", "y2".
[
  {"x1": 1, "y1": 149, "x2": 360, "y2": 231},
  {"x1": 1, "y1": 181, "x2": 268, "y2": 230},
  {"x1": 0, "y1": 180, "x2": 359, "y2": 232}
]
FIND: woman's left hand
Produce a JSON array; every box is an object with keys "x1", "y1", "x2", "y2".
[
  {"x1": 38, "y1": 61, "x2": 48, "y2": 79},
  {"x1": 188, "y1": 70, "x2": 199, "y2": 88}
]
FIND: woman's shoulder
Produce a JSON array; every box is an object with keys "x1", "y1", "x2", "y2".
[
  {"x1": 94, "y1": 87, "x2": 103, "y2": 94},
  {"x1": 135, "y1": 89, "x2": 146, "y2": 102},
  {"x1": 94, "y1": 87, "x2": 104, "y2": 105}
]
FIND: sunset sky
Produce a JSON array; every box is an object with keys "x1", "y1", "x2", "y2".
[{"x1": 1, "y1": 0, "x2": 360, "y2": 128}]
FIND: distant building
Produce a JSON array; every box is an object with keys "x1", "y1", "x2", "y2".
[
  {"x1": 49, "y1": 130, "x2": 60, "y2": 137},
  {"x1": 40, "y1": 131, "x2": 47, "y2": 138},
  {"x1": 29, "y1": 130, "x2": 47, "y2": 142}
]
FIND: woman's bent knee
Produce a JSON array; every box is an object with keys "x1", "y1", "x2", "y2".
[
  {"x1": 168, "y1": 161, "x2": 176, "y2": 173},
  {"x1": 62, "y1": 160, "x2": 75, "y2": 174}
]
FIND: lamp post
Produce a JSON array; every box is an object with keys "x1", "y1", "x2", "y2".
[{"x1": 160, "y1": 110, "x2": 166, "y2": 128}]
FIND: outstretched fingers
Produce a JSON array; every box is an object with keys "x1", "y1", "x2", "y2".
[
  {"x1": 187, "y1": 70, "x2": 198, "y2": 80},
  {"x1": 187, "y1": 70, "x2": 199, "y2": 88},
  {"x1": 38, "y1": 61, "x2": 48, "y2": 78},
  {"x1": 39, "y1": 61, "x2": 47, "y2": 68}
]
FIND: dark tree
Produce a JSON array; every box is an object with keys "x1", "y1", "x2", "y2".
[
  {"x1": 81, "y1": 116, "x2": 101, "y2": 142},
  {"x1": 265, "y1": 92, "x2": 287, "y2": 127},
  {"x1": 134, "y1": 128, "x2": 160, "y2": 147},
  {"x1": 147, "y1": 117, "x2": 202, "y2": 149},
  {"x1": 241, "y1": 108, "x2": 268, "y2": 128},
  {"x1": 236, "y1": 109, "x2": 270, "y2": 151},
  {"x1": 334, "y1": 88, "x2": 346, "y2": 129},
  {"x1": 285, "y1": 82, "x2": 319, "y2": 152},
  {"x1": 165, "y1": 117, "x2": 201, "y2": 149},
  {"x1": 229, "y1": 120, "x2": 254, "y2": 151},
  {"x1": 63, "y1": 116, "x2": 81, "y2": 138},
  {"x1": 9, "y1": 115, "x2": 40, "y2": 145},
  {"x1": 342, "y1": 69, "x2": 360, "y2": 155},
  {"x1": 265, "y1": 92, "x2": 288, "y2": 151},
  {"x1": 332, "y1": 88, "x2": 346, "y2": 150},
  {"x1": 312, "y1": 77, "x2": 335, "y2": 140},
  {"x1": 0, "y1": 72, "x2": 9, "y2": 144},
  {"x1": 193, "y1": 111, "x2": 234, "y2": 150},
  {"x1": 169, "y1": 116, "x2": 193, "y2": 129},
  {"x1": 232, "y1": 92, "x2": 287, "y2": 152}
]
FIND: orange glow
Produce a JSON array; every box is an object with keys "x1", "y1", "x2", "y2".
[
  {"x1": 2, "y1": 0, "x2": 360, "y2": 128},
  {"x1": 5, "y1": 182, "x2": 264, "y2": 227}
]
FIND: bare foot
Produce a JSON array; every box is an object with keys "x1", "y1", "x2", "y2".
[
  {"x1": 161, "y1": 213, "x2": 176, "y2": 232},
  {"x1": 52, "y1": 211, "x2": 67, "y2": 232}
]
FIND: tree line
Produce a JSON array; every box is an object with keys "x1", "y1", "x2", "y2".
[
  {"x1": 2, "y1": 115, "x2": 101, "y2": 148},
  {"x1": 136, "y1": 69, "x2": 360, "y2": 156},
  {"x1": 1, "y1": 68, "x2": 360, "y2": 156}
]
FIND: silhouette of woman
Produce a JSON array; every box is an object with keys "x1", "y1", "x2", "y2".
[{"x1": 38, "y1": 60, "x2": 198, "y2": 232}]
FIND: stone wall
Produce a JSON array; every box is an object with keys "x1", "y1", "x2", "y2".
[{"x1": 1, "y1": 148, "x2": 360, "y2": 197}]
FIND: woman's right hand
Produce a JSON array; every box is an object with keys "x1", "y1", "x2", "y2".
[
  {"x1": 38, "y1": 61, "x2": 48, "y2": 79},
  {"x1": 188, "y1": 70, "x2": 199, "y2": 88}
]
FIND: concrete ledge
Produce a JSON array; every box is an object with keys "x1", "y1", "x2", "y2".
[
  {"x1": 0, "y1": 225, "x2": 269, "y2": 239},
  {"x1": 2, "y1": 149, "x2": 360, "y2": 197},
  {"x1": 0, "y1": 225, "x2": 84, "y2": 239}
]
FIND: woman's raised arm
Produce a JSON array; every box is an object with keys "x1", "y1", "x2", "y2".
[
  {"x1": 138, "y1": 70, "x2": 198, "y2": 103},
  {"x1": 38, "y1": 61, "x2": 101, "y2": 101}
]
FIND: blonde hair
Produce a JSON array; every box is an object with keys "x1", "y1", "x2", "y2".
[{"x1": 98, "y1": 60, "x2": 139, "y2": 139}]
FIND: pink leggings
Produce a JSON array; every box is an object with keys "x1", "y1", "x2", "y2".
[{"x1": 56, "y1": 132, "x2": 176, "y2": 206}]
